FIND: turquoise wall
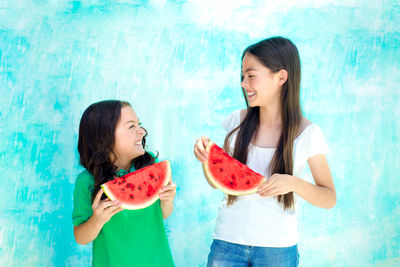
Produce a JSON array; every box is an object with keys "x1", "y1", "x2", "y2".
[{"x1": 1, "y1": 0, "x2": 399, "y2": 266}]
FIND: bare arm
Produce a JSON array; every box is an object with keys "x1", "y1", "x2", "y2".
[
  {"x1": 293, "y1": 154, "x2": 336, "y2": 209},
  {"x1": 194, "y1": 136, "x2": 216, "y2": 189},
  {"x1": 74, "y1": 216, "x2": 104, "y2": 245},
  {"x1": 160, "y1": 201, "x2": 173, "y2": 219},
  {"x1": 257, "y1": 155, "x2": 336, "y2": 209},
  {"x1": 74, "y1": 189, "x2": 123, "y2": 245},
  {"x1": 159, "y1": 181, "x2": 177, "y2": 219}
]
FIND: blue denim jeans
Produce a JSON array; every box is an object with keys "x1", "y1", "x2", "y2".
[{"x1": 207, "y1": 239, "x2": 299, "y2": 267}]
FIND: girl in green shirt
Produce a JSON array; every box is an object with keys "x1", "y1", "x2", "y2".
[{"x1": 72, "y1": 100, "x2": 176, "y2": 267}]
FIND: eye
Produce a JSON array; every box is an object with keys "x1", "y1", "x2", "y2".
[
  {"x1": 248, "y1": 74, "x2": 255, "y2": 78},
  {"x1": 129, "y1": 122, "x2": 142, "y2": 129}
]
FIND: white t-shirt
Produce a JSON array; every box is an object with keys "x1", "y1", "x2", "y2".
[{"x1": 213, "y1": 110, "x2": 329, "y2": 247}]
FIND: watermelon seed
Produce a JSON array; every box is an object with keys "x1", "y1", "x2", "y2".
[
  {"x1": 150, "y1": 174, "x2": 154, "y2": 179},
  {"x1": 219, "y1": 168, "x2": 223, "y2": 172},
  {"x1": 231, "y1": 174, "x2": 235, "y2": 179},
  {"x1": 146, "y1": 185, "x2": 154, "y2": 197},
  {"x1": 246, "y1": 180, "x2": 250, "y2": 185},
  {"x1": 121, "y1": 188, "x2": 125, "y2": 191},
  {"x1": 113, "y1": 181, "x2": 117, "y2": 184},
  {"x1": 118, "y1": 182, "x2": 121, "y2": 185},
  {"x1": 129, "y1": 195, "x2": 134, "y2": 199},
  {"x1": 138, "y1": 186, "x2": 142, "y2": 191},
  {"x1": 122, "y1": 180, "x2": 126, "y2": 183}
]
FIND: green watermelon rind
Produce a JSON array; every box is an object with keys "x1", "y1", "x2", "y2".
[
  {"x1": 202, "y1": 141, "x2": 266, "y2": 196},
  {"x1": 101, "y1": 160, "x2": 171, "y2": 210}
]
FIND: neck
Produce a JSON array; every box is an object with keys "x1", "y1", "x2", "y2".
[
  {"x1": 259, "y1": 100, "x2": 282, "y2": 128},
  {"x1": 115, "y1": 159, "x2": 131, "y2": 172}
]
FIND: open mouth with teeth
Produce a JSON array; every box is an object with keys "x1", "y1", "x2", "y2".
[
  {"x1": 135, "y1": 140, "x2": 143, "y2": 146},
  {"x1": 246, "y1": 91, "x2": 256, "y2": 99}
]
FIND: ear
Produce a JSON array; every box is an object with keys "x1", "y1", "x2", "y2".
[{"x1": 278, "y1": 69, "x2": 288, "y2": 86}]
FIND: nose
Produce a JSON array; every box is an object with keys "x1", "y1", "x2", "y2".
[
  {"x1": 139, "y1": 126, "x2": 146, "y2": 136},
  {"x1": 241, "y1": 78, "x2": 248, "y2": 89}
]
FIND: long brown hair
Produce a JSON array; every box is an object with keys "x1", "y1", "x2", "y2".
[
  {"x1": 223, "y1": 37, "x2": 302, "y2": 210},
  {"x1": 77, "y1": 100, "x2": 156, "y2": 202}
]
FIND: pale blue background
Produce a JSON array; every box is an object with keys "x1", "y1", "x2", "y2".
[{"x1": 1, "y1": 0, "x2": 399, "y2": 266}]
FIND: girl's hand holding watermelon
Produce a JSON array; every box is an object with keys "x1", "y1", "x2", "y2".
[
  {"x1": 194, "y1": 136, "x2": 210, "y2": 162},
  {"x1": 194, "y1": 136, "x2": 219, "y2": 189},
  {"x1": 159, "y1": 180, "x2": 177, "y2": 202},
  {"x1": 159, "y1": 180, "x2": 177, "y2": 219},
  {"x1": 256, "y1": 174, "x2": 295, "y2": 197},
  {"x1": 74, "y1": 188, "x2": 124, "y2": 245},
  {"x1": 91, "y1": 189, "x2": 124, "y2": 227}
]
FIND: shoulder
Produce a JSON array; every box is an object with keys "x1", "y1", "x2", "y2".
[
  {"x1": 73, "y1": 169, "x2": 95, "y2": 202},
  {"x1": 75, "y1": 169, "x2": 95, "y2": 188},
  {"x1": 222, "y1": 109, "x2": 247, "y2": 131},
  {"x1": 227, "y1": 109, "x2": 246, "y2": 120},
  {"x1": 296, "y1": 116, "x2": 328, "y2": 139},
  {"x1": 239, "y1": 109, "x2": 247, "y2": 123},
  {"x1": 295, "y1": 118, "x2": 329, "y2": 155},
  {"x1": 296, "y1": 117, "x2": 312, "y2": 138},
  {"x1": 295, "y1": 117, "x2": 328, "y2": 143}
]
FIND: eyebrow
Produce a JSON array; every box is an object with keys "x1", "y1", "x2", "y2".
[
  {"x1": 125, "y1": 120, "x2": 139, "y2": 125},
  {"x1": 241, "y1": 68, "x2": 258, "y2": 73}
]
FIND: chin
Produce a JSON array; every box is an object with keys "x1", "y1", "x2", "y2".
[
  {"x1": 248, "y1": 102, "x2": 258, "y2": 107},
  {"x1": 132, "y1": 149, "x2": 145, "y2": 159}
]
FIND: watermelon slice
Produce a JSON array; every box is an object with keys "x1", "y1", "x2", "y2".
[
  {"x1": 203, "y1": 141, "x2": 265, "y2": 195},
  {"x1": 101, "y1": 160, "x2": 171, "y2": 210}
]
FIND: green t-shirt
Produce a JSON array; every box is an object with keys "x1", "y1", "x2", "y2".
[{"x1": 72, "y1": 160, "x2": 175, "y2": 267}]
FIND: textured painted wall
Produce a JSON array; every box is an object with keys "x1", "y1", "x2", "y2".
[{"x1": 0, "y1": 0, "x2": 399, "y2": 266}]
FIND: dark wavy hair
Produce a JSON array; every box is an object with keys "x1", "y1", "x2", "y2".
[
  {"x1": 78, "y1": 100, "x2": 156, "y2": 202},
  {"x1": 223, "y1": 37, "x2": 302, "y2": 210}
]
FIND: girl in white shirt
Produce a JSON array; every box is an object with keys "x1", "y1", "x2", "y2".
[{"x1": 194, "y1": 36, "x2": 336, "y2": 267}]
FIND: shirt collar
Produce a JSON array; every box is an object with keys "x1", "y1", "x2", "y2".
[{"x1": 114, "y1": 165, "x2": 136, "y2": 177}]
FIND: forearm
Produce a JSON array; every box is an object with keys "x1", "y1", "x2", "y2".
[
  {"x1": 74, "y1": 216, "x2": 103, "y2": 245},
  {"x1": 160, "y1": 200, "x2": 174, "y2": 219},
  {"x1": 292, "y1": 176, "x2": 336, "y2": 209}
]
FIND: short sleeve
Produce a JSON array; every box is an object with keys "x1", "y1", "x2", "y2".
[
  {"x1": 221, "y1": 110, "x2": 241, "y2": 133},
  {"x1": 306, "y1": 124, "x2": 330, "y2": 159},
  {"x1": 72, "y1": 171, "x2": 95, "y2": 226}
]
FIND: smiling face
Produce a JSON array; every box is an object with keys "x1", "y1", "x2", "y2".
[
  {"x1": 241, "y1": 53, "x2": 286, "y2": 108},
  {"x1": 113, "y1": 105, "x2": 146, "y2": 165}
]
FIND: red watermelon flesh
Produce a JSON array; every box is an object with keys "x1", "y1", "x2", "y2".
[
  {"x1": 101, "y1": 160, "x2": 171, "y2": 210},
  {"x1": 203, "y1": 141, "x2": 265, "y2": 195}
]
